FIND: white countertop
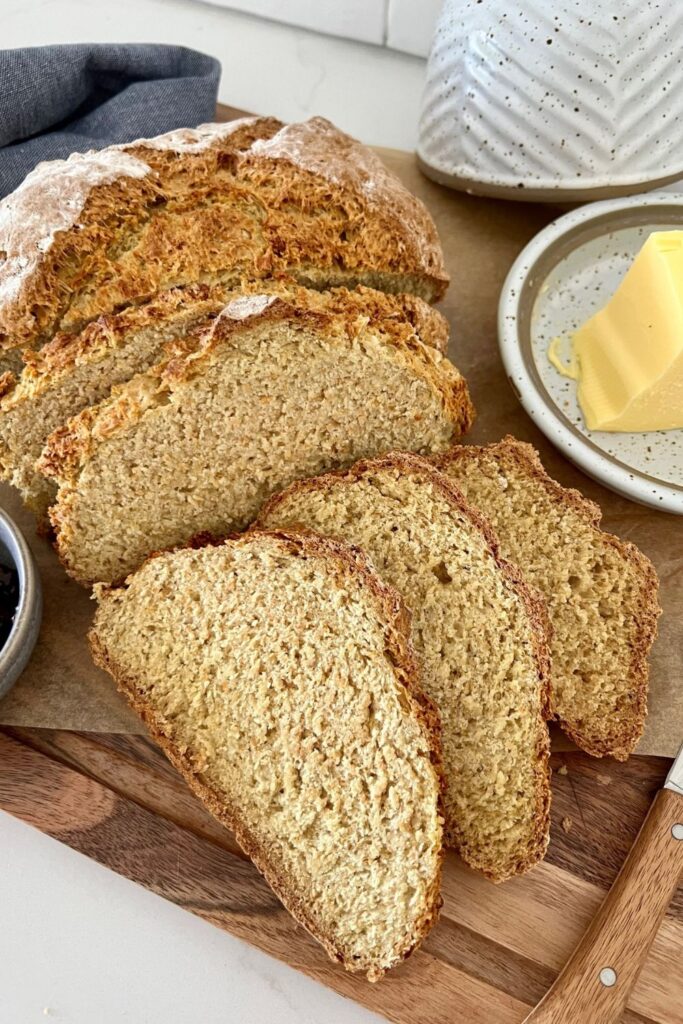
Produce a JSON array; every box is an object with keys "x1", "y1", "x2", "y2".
[{"x1": 0, "y1": 812, "x2": 383, "y2": 1024}]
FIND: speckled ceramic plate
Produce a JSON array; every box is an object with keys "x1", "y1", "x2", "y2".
[{"x1": 498, "y1": 193, "x2": 683, "y2": 513}]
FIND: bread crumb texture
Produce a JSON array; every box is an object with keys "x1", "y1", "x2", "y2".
[
  {"x1": 0, "y1": 280, "x2": 449, "y2": 519},
  {"x1": 42, "y1": 296, "x2": 472, "y2": 586},
  {"x1": 0, "y1": 116, "x2": 448, "y2": 354},
  {"x1": 435, "y1": 437, "x2": 660, "y2": 760},
  {"x1": 258, "y1": 453, "x2": 551, "y2": 882},
  {"x1": 90, "y1": 529, "x2": 443, "y2": 979}
]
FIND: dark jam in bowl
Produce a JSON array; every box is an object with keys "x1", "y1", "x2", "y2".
[{"x1": 0, "y1": 546, "x2": 19, "y2": 649}]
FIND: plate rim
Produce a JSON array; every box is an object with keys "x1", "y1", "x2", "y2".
[{"x1": 497, "y1": 192, "x2": 683, "y2": 514}]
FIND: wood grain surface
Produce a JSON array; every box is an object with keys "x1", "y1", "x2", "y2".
[
  {"x1": 0, "y1": 727, "x2": 680, "y2": 1023},
  {"x1": 524, "y1": 788, "x2": 683, "y2": 1024}
]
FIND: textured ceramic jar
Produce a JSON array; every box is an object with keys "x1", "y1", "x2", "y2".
[{"x1": 418, "y1": 0, "x2": 683, "y2": 201}]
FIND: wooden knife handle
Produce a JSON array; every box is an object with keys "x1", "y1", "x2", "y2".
[{"x1": 524, "y1": 787, "x2": 683, "y2": 1024}]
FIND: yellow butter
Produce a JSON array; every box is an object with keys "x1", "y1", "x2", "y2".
[
  {"x1": 559, "y1": 230, "x2": 683, "y2": 432},
  {"x1": 548, "y1": 336, "x2": 579, "y2": 380}
]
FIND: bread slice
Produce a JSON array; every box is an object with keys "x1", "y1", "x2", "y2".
[
  {"x1": 257, "y1": 453, "x2": 551, "y2": 882},
  {"x1": 40, "y1": 290, "x2": 473, "y2": 586},
  {"x1": 0, "y1": 116, "x2": 448, "y2": 357},
  {"x1": 0, "y1": 284, "x2": 228, "y2": 519},
  {"x1": 0, "y1": 281, "x2": 447, "y2": 520},
  {"x1": 89, "y1": 528, "x2": 444, "y2": 980},
  {"x1": 434, "y1": 437, "x2": 660, "y2": 759}
]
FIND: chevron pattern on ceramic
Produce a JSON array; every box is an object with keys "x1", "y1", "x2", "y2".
[{"x1": 418, "y1": 0, "x2": 683, "y2": 190}]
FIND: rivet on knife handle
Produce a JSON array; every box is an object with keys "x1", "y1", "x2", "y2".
[{"x1": 523, "y1": 745, "x2": 683, "y2": 1024}]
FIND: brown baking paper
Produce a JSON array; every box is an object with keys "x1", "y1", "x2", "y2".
[{"x1": 0, "y1": 142, "x2": 680, "y2": 756}]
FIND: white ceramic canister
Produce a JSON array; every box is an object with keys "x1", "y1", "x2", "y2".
[{"x1": 418, "y1": 0, "x2": 683, "y2": 201}]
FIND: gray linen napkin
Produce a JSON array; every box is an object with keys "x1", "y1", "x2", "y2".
[{"x1": 0, "y1": 43, "x2": 221, "y2": 197}]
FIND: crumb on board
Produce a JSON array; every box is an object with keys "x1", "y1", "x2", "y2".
[
  {"x1": 556, "y1": 764, "x2": 568, "y2": 776},
  {"x1": 561, "y1": 816, "x2": 573, "y2": 834},
  {"x1": 596, "y1": 773, "x2": 612, "y2": 786}
]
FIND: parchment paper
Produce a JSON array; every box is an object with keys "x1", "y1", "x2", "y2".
[{"x1": 0, "y1": 141, "x2": 680, "y2": 757}]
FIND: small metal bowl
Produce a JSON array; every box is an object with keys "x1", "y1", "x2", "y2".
[{"x1": 0, "y1": 506, "x2": 42, "y2": 699}]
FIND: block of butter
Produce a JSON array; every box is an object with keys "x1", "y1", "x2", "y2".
[{"x1": 551, "y1": 230, "x2": 683, "y2": 432}]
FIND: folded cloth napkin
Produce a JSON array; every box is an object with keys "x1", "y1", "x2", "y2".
[{"x1": 0, "y1": 43, "x2": 221, "y2": 198}]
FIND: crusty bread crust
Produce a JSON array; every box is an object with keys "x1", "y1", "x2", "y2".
[
  {"x1": 0, "y1": 279, "x2": 449, "y2": 409},
  {"x1": 39, "y1": 292, "x2": 473, "y2": 490},
  {"x1": 0, "y1": 280, "x2": 451, "y2": 525},
  {"x1": 90, "y1": 527, "x2": 444, "y2": 980},
  {"x1": 435, "y1": 436, "x2": 661, "y2": 760},
  {"x1": 257, "y1": 451, "x2": 552, "y2": 880},
  {"x1": 0, "y1": 116, "x2": 448, "y2": 353}
]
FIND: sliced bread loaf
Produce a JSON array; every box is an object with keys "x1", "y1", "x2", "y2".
[
  {"x1": 89, "y1": 528, "x2": 444, "y2": 979},
  {"x1": 41, "y1": 291, "x2": 473, "y2": 586},
  {"x1": 0, "y1": 284, "x2": 228, "y2": 519},
  {"x1": 0, "y1": 116, "x2": 448, "y2": 357},
  {"x1": 257, "y1": 453, "x2": 551, "y2": 882},
  {"x1": 434, "y1": 438, "x2": 660, "y2": 759},
  {"x1": 0, "y1": 281, "x2": 447, "y2": 519}
]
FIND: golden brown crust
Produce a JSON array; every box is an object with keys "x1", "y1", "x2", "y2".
[
  {"x1": 434, "y1": 436, "x2": 661, "y2": 760},
  {"x1": 0, "y1": 282, "x2": 448, "y2": 425},
  {"x1": 0, "y1": 284, "x2": 231, "y2": 418},
  {"x1": 0, "y1": 281, "x2": 451, "y2": 532},
  {"x1": 38, "y1": 293, "x2": 472, "y2": 488},
  {"x1": 0, "y1": 116, "x2": 448, "y2": 353},
  {"x1": 0, "y1": 370, "x2": 14, "y2": 400},
  {"x1": 242, "y1": 118, "x2": 446, "y2": 285},
  {"x1": 10, "y1": 280, "x2": 448, "y2": 399},
  {"x1": 89, "y1": 527, "x2": 444, "y2": 980},
  {"x1": 25, "y1": 284, "x2": 227, "y2": 376},
  {"x1": 257, "y1": 451, "x2": 552, "y2": 879}
]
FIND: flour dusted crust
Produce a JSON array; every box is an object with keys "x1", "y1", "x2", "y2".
[
  {"x1": 90, "y1": 527, "x2": 444, "y2": 980},
  {"x1": 0, "y1": 116, "x2": 448, "y2": 352},
  {"x1": 0, "y1": 150, "x2": 150, "y2": 308},
  {"x1": 248, "y1": 118, "x2": 445, "y2": 280},
  {"x1": 38, "y1": 291, "x2": 472, "y2": 485},
  {"x1": 0, "y1": 117, "x2": 271, "y2": 336},
  {"x1": 133, "y1": 117, "x2": 261, "y2": 153},
  {"x1": 0, "y1": 119, "x2": 261, "y2": 310}
]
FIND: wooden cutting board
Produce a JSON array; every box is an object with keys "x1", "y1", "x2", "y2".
[
  {"x1": 0, "y1": 105, "x2": 681, "y2": 1023},
  {"x1": 0, "y1": 727, "x2": 680, "y2": 1023}
]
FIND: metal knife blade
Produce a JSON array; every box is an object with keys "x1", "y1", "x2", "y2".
[{"x1": 664, "y1": 740, "x2": 683, "y2": 797}]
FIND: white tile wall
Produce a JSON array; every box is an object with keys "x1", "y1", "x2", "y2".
[
  {"x1": 201, "y1": 0, "x2": 442, "y2": 56},
  {"x1": 386, "y1": 0, "x2": 443, "y2": 57},
  {"x1": 204, "y1": 0, "x2": 388, "y2": 46}
]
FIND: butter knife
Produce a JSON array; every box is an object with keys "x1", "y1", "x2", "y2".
[{"x1": 524, "y1": 743, "x2": 683, "y2": 1024}]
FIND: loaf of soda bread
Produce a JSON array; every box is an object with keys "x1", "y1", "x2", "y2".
[
  {"x1": 0, "y1": 117, "x2": 448, "y2": 359},
  {"x1": 41, "y1": 290, "x2": 473, "y2": 585},
  {"x1": 0, "y1": 281, "x2": 448, "y2": 518}
]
